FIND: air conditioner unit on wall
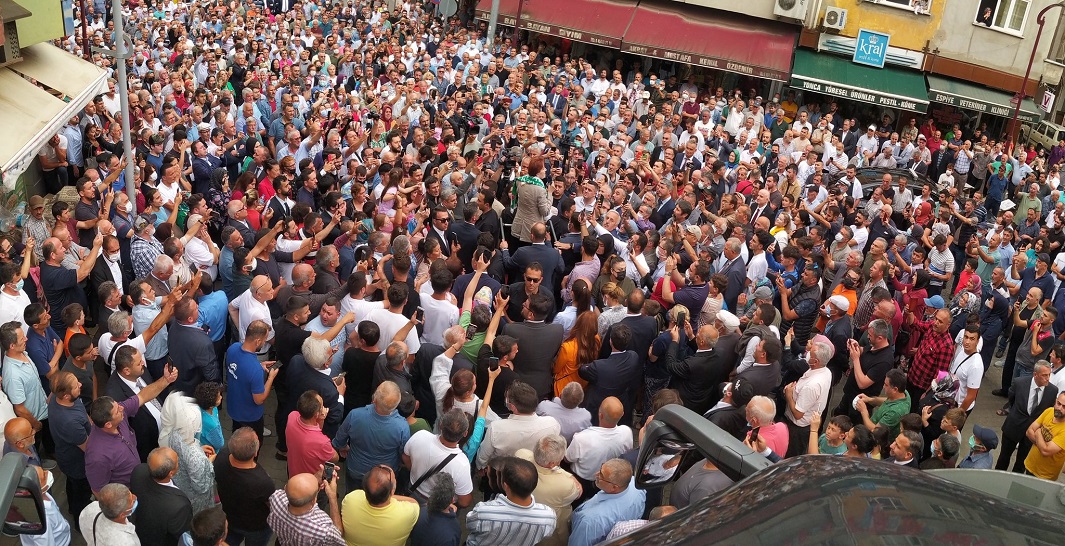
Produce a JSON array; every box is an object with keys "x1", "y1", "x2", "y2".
[
  {"x1": 823, "y1": 7, "x2": 847, "y2": 30},
  {"x1": 774, "y1": 0, "x2": 811, "y2": 21}
]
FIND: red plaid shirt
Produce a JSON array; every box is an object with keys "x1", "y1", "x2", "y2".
[{"x1": 908, "y1": 319, "x2": 955, "y2": 390}]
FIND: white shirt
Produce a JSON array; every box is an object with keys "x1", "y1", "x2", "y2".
[
  {"x1": 274, "y1": 237, "x2": 304, "y2": 284},
  {"x1": 99, "y1": 335, "x2": 148, "y2": 374},
  {"x1": 565, "y1": 425, "x2": 634, "y2": 480},
  {"x1": 949, "y1": 348, "x2": 983, "y2": 411},
  {"x1": 746, "y1": 252, "x2": 768, "y2": 286},
  {"x1": 404, "y1": 430, "x2": 473, "y2": 498},
  {"x1": 118, "y1": 373, "x2": 162, "y2": 425},
  {"x1": 0, "y1": 289, "x2": 32, "y2": 333},
  {"x1": 429, "y1": 353, "x2": 500, "y2": 431},
  {"x1": 419, "y1": 295, "x2": 459, "y2": 346},
  {"x1": 367, "y1": 307, "x2": 420, "y2": 353},
  {"x1": 476, "y1": 414, "x2": 561, "y2": 469},
  {"x1": 340, "y1": 293, "x2": 383, "y2": 322},
  {"x1": 229, "y1": 289, "x2": 272, "y2": 342},
  {"x1": 21, "y1": 495, "x2": 70, "y2": 546},
  {"x1": 1049, "y1": 366, "x2": 1065, "y2": 397},
  {"x1": 785, "y1": 366, "x2": 832, "y2": 427},
  {"x1": 102, "y1": 255, "x2": 125, "y2": 295},
  {"x1": 183, "y1": 237, "x2": 217, "y2": 280}
]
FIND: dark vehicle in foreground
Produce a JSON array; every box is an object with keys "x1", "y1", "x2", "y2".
[
  {"x1": 613, "y1": 405, "x2": 1065, "y2": 545},
  {"x1": 826, "y1": 167, "x2": 937, "y2": 200}
]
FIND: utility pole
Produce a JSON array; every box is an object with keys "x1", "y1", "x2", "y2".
[
  {"x1": 486, "y1": 0, "x2": 500, "y2": 48},
  {"x1": 92, "y1": 0, "x2": 135, "y2": 203}
]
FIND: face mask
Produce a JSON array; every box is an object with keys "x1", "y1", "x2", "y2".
[
  {"x1": 821, "y1": 304, "x2": 833, "y2": 317},
  {"x1": 248, "y1": 258, "x2": 258, "y2": 271},
  {"x1": 127, "y1": 498, "x2": 139, "y2": 516},
  {"x1": 107, "y1": 252, "x2": 121, "y2": 263},
  {"x1": 834, "y1": 232, "x2": 844, "y2": 243},
  {"x1": 946, "y1": 170, "x2": 953, "y2": 176},
  {"x1": 968, "y1": 436, "x2": 978, "y2": 450},
  {"x1": 615, "y1": 270, "x2": 626, "y2": 281},
  {"x1": 12, "y1": 279, "x2": 24, "y2": 292},
  {"x1": 842, "y1": 278, "x2": 857, "y2": 289}
]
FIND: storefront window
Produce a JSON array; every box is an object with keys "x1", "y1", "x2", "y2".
[{"x1": 975, "y1": 0, "x2": 1030, "y2": 33}]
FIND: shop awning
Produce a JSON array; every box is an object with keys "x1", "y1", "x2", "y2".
[
  {"x1": 0, "y1": 43, "x2": 108, "y2": 182},
  {"x1": 474, "y1": 0, "x2": 520, "y2": 27},
  {"x1": 619, "y1": 2, "x2": 797, "y2": 81},
  {"x1": 517, "y1": 0, "x2": 637, "y2": 49},
  {"x1": 927, "y1": 75, "x2": 1042, "y2": 124},
  {"x1": 790, "y1": 49, "x2": 929, "y2": 113}
]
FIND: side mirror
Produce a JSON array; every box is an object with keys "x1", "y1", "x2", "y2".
[
  {"x1": 635, "y1": 405, "x2": 771, "y2": 490},
  {"x1": 0, "y1": 453, "x2": 46, "y2": 537},
  {"x1": 635, "y1": 419, "x2": 695, "y2": 488}
]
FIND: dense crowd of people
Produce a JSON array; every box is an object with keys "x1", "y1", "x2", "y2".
[{"x1": 3, "y1": 0, "x2": 1065, "y2": 544}]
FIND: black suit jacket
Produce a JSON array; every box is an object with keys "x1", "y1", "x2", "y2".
[
  {"x1": 167, "y1": 322, "x2": 220, "y2": 395},
  {"x1": 225, "y1": 217, "x2": 257, "y2": 249},
  {"x1": 129, "y1": 463, "x2": 193, "y2": 546},
  {"x1": 285, "y1": 355, "x2": 343, "y2": 437},
  {"x1": 666, "y1": 344, "x2": 729, "y2": 414},
  {"x1": 705, "y1": 404, "x2": 747, "y2": 441},
  {"x1": 503, "y1": 243, "x2": 564, "y2": 288},
  {"x1": 105, "y1": 372, "x2": 158, "y2": 463},
  {"x1": 545, "y1": 93, "x2": 567, "y2": 118},
  {"x1": 579, "y1": 350, "x2": 642, "y2": 426},
  {"x1": 91, "y1": 257, "x2": 132, "y2": 298},
  {"x1": 476, "y1": 208, "x2": 503, "y2": 244},
  {"x1": 452, "y1": 221, "x2": 482, "y2": 273},
  {"x1": 1003, "y1": 377, "x2": 1058, "y2": 439},
  {"x1": 600, "y1": 315, "x2": 657, "y2": 365},
  {"x1": 502, "y1": 321, "x2": 564, "y2": 400},
  {"x1": 650, "y1": 198, "x2": 676, "y2": 230},
  {"x1": 427, "y1": 227, "x2": 453, "y2": 257}
]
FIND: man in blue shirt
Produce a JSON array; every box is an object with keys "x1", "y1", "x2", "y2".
[
  {"x1": 24, "y1": 304, "x2": 62, "y2": 396},
  {"x1": 332, "y1": 381, "x2": 410, "y2": 495},
  {"x1": 569, "y1": 458, "x2": 646, "y2": 546},
  {"x1": 226, "y1": 320, "x2": 278, "y2": 442}
]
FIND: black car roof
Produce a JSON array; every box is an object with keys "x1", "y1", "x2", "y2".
[{"x1": 610, "y1": 456, "x2": 1065, "y2": 545}]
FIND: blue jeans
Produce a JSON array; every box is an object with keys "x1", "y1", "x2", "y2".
[{"x1": 225, "y1": 527, "x2": 272, "y2": 546}]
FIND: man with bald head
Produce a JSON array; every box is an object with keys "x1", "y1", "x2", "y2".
[
  {"x1": 569, "y1": 458, "x2": 646, "y2": 546},
  {"x1": 268, "y1": 471, "x2": 345, "y2": 546},
  {"x1": 228, "y1": 274, "x2": 275, "y2": 343},
  {"x1": 333, "y1": 380, "x2": 410, "y2": 495},
  {"x1": 566, "y1": 397, "x2": 633, "y2": 499},
  {"x1": 501, "y1": 221, "x2": 564, "y2": 290},
  {"x1": 340, "y1": 464, "x2": 420, "y2": 545},
  {"x1": 3, "y1": 417, "x2": 45, "y2": 467},
  {"x1": 275, "y1": 262, "x2": 349, "y2": 317},
  {"x1": 665, "y1": 321, "x2": 727, "y2": 414},
  {"x1": 750, "y1": 189, "x2": 775, "y2": 225},
  {"x1": 129, "y1": 447, "x2": 193, "y2": 546}
]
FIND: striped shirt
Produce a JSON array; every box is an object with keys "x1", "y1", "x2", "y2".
[{"x1": 465, "y1": 495, "x2": 556, "y2": 546}]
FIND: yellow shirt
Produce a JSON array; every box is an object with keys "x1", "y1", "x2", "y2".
[
  {"x1": 1024, "y1": 408, "x2": 1065, "y2": 480},
  {"x1": 340, "y1": 490, "x2": 420, "y2": 546}
]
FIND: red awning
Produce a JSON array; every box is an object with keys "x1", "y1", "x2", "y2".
[
  {"x1": 517, "y1": 0, "x2": 638, "y2": 49},
  {"x1": 621, "y1": 2, "x2": 798, "y2": 81},
  {"x1": 475, "y1": 0, "x2": 520, "y2": 26}
]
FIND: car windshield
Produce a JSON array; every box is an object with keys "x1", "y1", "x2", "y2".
[{"x1": 614, "y1": 457, "x2": 1065, "y2": 544}]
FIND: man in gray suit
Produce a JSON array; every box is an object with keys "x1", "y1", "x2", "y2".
[
  {"x1": 997, "y1": 361, "x2": 1058, "y2": 472},
  {"x1": 502, "y1": 292, "x2": 563, "y2": 400}
]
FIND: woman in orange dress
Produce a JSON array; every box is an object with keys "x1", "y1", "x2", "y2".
[{"x1": 553, "y1": 310, "x2": 601, "y2": 398}]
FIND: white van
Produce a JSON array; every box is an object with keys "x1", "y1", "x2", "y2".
[{"x1": 1021, "y1": 120, "x2": 1065, "y2": 151}]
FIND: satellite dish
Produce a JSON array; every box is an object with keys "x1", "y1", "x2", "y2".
[{"x1": 439, "y1": 0, "x2": 458, "y2": 18}]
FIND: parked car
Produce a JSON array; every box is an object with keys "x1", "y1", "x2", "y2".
[
  {"x1": 619, "y1": 405, "x2": 1065, "y2": 545},
  {"x1": 1020, "y1": 120, "x2": 1065, "y2": 152}
]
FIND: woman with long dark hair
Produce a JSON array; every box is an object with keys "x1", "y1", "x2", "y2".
[{"x1": 553, "y1": 310, "x2": 601, "y2": 398}]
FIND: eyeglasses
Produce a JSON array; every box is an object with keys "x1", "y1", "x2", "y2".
[
  {"x1": 525, "y1": 276, "x2": 542, "y2": 283},
  {"x1": 594, "y1": 469, "x2": 625, "y2": 489}
]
